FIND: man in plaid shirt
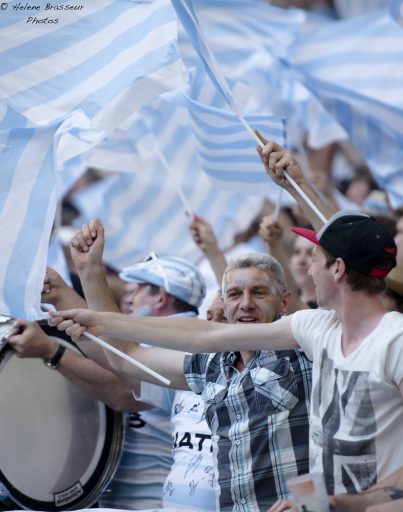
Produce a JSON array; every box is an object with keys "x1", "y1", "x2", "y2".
[
  {"x1": 50, "y1": 252, "x2": 312, "y2": 511},
  {"x1": 184, "y1": 253, "x2": 311, "y2": 511}
]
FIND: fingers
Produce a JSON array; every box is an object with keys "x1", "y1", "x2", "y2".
[
  {"x1": 266, "y1": 499, "x2": 299, "y2": 512},
  {"x1": 48, "y1": 310, "x2": 75, "y2": 326},
  {"x1": 189, "y1": 215, "x2": 212, "y2": 246},
  {"x1": 70, "y1": 218, "x2": 103, "y2": 253},
  {"x1": 257, "y1": 141, "x2": 283, "y2": 162},
  {"x1": 10, "y1": 318, "x2": 29, "y2": 333},
  {"x1": 259, "y1": 215, "x2": 283, "y2": 242},
  {"x1": 71, "y1": 226, "x2": 92, "y2": 252},
  {"x1": 49, "y1": 317, "x2": 86, "y2": 342},
  {"x1": 257, "y1": 142, "x2": 291, "y2": 173},
  {"x1": 254, "y1": 129, "x2": 268, "y2": 146},
  {"x1": 47, "y1": 309, "x2": 91, "y2": 340},
  {"x1": 9, "y1": 320, "x2": 59, "y2": 359}
]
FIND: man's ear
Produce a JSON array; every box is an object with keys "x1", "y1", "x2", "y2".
[
  {"x1": 155, "y1": 287, "x2": 172, "y2": 311},
  {"x1": 279, "y1": 290, "x2": 292, "y2": 316},
  {"x1": 333, "y1": 258, "x2": 347, "y2": 282}
]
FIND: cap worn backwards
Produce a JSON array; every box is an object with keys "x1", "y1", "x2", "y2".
[
  {"x1": 291, "y1": 211, "x2": 397, "y2": 279},
  {"x1": 119, "y1": 255, "x2": 206, "y2": 308}
]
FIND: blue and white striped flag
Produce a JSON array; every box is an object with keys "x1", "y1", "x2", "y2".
[
  {"x1": 175, "y1": 0, "x2": 344, "y2": 149},
  {"x1": 171, "y1": 0, "x2": 237, "y2": 109},
  {"x1": 163, "y1": 69, "x2": 287, "y2": 195},
  {"x1": 0, "y1": 0, "x2": 185, "y2": 161},
  {"x1": 334, "y1": 0, "x2": 392, "y2": 18},
  {"x1": 0, "y1": 0, "x2": 187, "y2": 319},
  {"x1": 0, "y1": 127, "x2": 56, "y2": 319},
  {"x1": 1, "y1": 0, "x2": 184, "y2": 128},
  {"x1": 288, "y1": 7, "x2": 403, "y2": 205},
  {"x1": 176, "y1": 0, "x2": 306, "y2": 79},
  {"x1": 72, "y1": 98, "x2": 265, "y2": 270},
  {"x1": 84, "y1": 129, "x2": 143, "y2": 174}
]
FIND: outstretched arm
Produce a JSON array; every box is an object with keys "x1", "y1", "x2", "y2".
[
  {"x1": 49, "y1": 308, "x2": 297, "y2": 356},
  {"x1": 257, "y1": 139, "x2": 335, "y2": 230},
  {"x1": 8, "y1": 320, "x2": 152, "y2": 411}
]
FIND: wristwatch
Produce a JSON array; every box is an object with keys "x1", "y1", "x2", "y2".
[{"x1": 43, "y1": 345, "x2": 66, "y2": 370}]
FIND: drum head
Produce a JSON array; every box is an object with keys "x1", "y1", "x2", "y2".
[{"x1": 0, "y1": 332, "x2": 123, "y2": 511}]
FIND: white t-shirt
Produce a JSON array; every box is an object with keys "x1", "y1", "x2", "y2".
[
  {"x1": 139, "y1": 382, "x2": 216, "y2": 512},
  {"x1": 291, "y1": 308, "x2": 403, "y2": 495}
]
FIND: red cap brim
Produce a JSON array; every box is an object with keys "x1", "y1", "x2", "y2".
[{"x1": 291, "y1": 226, "x2": 320, "y2": 245}]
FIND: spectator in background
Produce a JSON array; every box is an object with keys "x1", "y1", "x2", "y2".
[
  {"x1": 384, "y1": 265, "x2": 403, "y2": 314},
  {"x1": 259, "y1": 215, "x2": 316, "y2": 312},
  {"x1": 393, "y1": 207, "x2": 403, "y2": 264}
]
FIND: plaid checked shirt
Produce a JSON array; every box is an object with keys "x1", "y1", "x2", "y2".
[{"x1": 184, "y1": 349, "x2": 312, "y2": 512}]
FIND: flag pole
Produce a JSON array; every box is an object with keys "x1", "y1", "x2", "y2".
[
  {"x1": 238, "y1": 114, "x2": 327, "y2": 224},
  {"x1": 155, "y1": 145, "x2": 193, "y2": 218},
  {"x1": 83, "y1": 331, "x2": 171, "y2": 386}
]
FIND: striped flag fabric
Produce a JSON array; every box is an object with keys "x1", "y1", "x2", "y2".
[
  {"x1": 175, "y1": 0, "x2": 345, "y2": 149},
  {"x1": 0, "y1": 0, "x2": 185, "y2": 162},
  {"x1": 0, "y1": 0, "x2": 187, "y2": 319},
  {"x1": 288, "y1": 6, "x2": 403, "y2": 205},
  {"x1": 0, "y1": 0, "x2": 184, "y2": 128},
  {"x1": 176, "y1": 0, "x2": 307, "y2": 79},
  {"x1": 171, "y1": 0, "x2": 237, "y2": 109},
  {"x1": 164, "y1": 69, "x2": 288, "y2": 195},
  {"x1": 334, "y1": 0, "x2": 392, "y2": 18},
  {"x1": 72, "y1": 98, "x2": 265, "y2": 270},
  {"x1": 0, "y1": 127, "x2": 57, "y2": 319}
]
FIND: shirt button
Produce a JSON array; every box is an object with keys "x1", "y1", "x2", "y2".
[
  {"x1": 236, "y1": 440, "x2": 241, "y2": 446},
  {"x1": 240, "y1": 498, "x2": 246, "y2": 504},
  {"x1": 236, "y1": 414, "x2": 241, "y2": 420}
]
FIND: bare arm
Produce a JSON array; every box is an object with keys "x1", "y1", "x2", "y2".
[
  {"x1": 8, "y1": 320, "x2": 150, "y2": 411},
  {"x1": 70, "y1": 218, "x2": 137, "y2": 372},
  {"x1": 257, "y1": 139, "x2": 335, "y2": 230},
  {"x1": 41, "y1": 267, "x2": 87, "y2": 310},
  {"x1": 70, "y1": 218, "x2": 119, "y2": 312},
  {"x1": 49, "y1": 308, "x2": 298, "y2": 355},
  {"x1": 189, "y1": 214, "x2": 227, "y2": 285},
  {"x1": 329, "y1": 467, "x2": 403, "y2": 512}
]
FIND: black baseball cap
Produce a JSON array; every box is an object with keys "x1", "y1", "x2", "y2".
[{"x1": 291, "y1": 211, "x2": 397, "y2": 279}]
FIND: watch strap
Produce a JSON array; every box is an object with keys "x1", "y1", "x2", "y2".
[{"x1": 44, "y1": 345, "x2": 66, "y2": 370}]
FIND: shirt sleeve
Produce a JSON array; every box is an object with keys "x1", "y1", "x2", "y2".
[
  {"x1": 183, "y1": 353, "x2": 210, "y2": 395},
  {"x1": 290, "y1": 308, "x2": 333, "y2": 361},
  {"x1": 132, "y1": 381, "x2": 175, "y2": 411},
  {"x1": 385, "y1": 336, "x2": 403, "y2": 386}
]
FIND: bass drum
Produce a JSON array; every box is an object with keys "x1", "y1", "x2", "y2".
[{"x1": 0, "y1": 325, "x2": 124, "y2": 511}]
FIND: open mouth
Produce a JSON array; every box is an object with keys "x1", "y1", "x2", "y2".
[{"x1": 237, "y1": 317, "x2": 258, "y2": 322}]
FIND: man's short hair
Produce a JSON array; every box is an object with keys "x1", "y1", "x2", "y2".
[
  {"x1": 222, "y1": 252, "x2": 287, "y2": 296},
  {"x1": 145, "y1": 283, "x2": 198, "y2": 314},
  {"x1": 292, "y1": 211, "x2": 396, "y2": 280},
  {"x1": 322, "y1": 248, "x2": 386, "y2": 295}
]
